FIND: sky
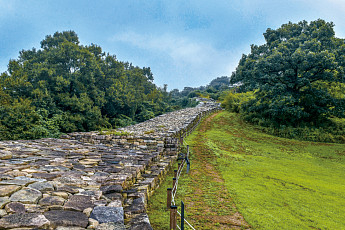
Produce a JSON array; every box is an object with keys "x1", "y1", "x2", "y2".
[{"x1": 1, "y1": 0, "x2": 345, "y2": 90}]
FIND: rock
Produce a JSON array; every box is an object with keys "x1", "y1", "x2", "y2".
[
  {"x1": 83, "y1": 207, "x2": 93, "y2": 217},
  {"x1": 124, "y1": 197, "x2": 146, "y2": 216},
  {"x1": 80, "y1": 190, "x2": 102, "y2": 199},
  {"x1": 0, "y1": 179, "x2": 33, "y2": 186},
  {"x1": 28, "y1": 181, "x2": 54, "y2": 192},
  {"x1": 0, "y1": 196, "x2": 10, "y2": 208},
  {"x1": 107, "y1": 199, "x2": 122, "y2": 207},
  {"x1": 32, "y1": 172, "x2": 60, "y2": 180},
  {"x1": 0, "y1": 185, "x2": 21, "y2": 196},
  {"x1": 100, "y1": 185, "x2": 123, "y2": 194},
  {"x1": 44, "y1": 210, "x2": 89, "y2": 228},
  {"x1": 0, "y1": 209, "x2": 6, "y2": 217},
  {"x1": 64, "y1": 195, "x2": 94, "y2": 211},
  {"x1": 52, "y1": 191, "x2": 69, "y2": 199},
  {"x1": 96, "y1": 222, "x2": 126, "y2": 230},
  {"x1": 56, "y1": 227, "x2": 86, "y2": 230},
  {"x1": 57, "y1": 185, "x2": 81, "y2": 194},
  {"x1": 39, "y1": 195, "x2": 65, "y2": 206},
  {"x1": 5, "y1": 202, "x2": 26, "y2": 213},
  {"x1": 104, "y1": 192, "x2": 122, "y2": 201},
  {"x1": 88, "y1": 218, "x2": 99, "y2": 229},
  {"x1": 128, "y1": 213, "x2": 153, "y2": 230},
  {"x1": 15, "y1": 176, "x2": 47, "y2": 182},
  {"x1": 10, "y1": 188, "x2": 42, "y2": 204},
  {"x1": 0, "y1": 213, "x2": 50, "y2": 229},
  {"x1": 0, "y1": 150, "x2": 12, "y2": 159},
  {"x1": 90, "y1": 206, "x2": 124, "y2": 224}
]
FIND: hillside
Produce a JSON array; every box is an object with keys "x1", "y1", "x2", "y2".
[{"x1": 148, "y1": 111, "x2": 345, "y2": 229}]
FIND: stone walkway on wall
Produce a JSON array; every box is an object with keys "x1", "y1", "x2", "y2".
[{"x1": 0, "y1": 101, "x2": 221, "y2": 229}]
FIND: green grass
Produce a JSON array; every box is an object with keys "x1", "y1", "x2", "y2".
[
  {"x1": 148, "y1": 111, "x2": 345, "y2": 229},
  {"x1": 203, "y1": 111, "x2": 345, "y2": 229}
]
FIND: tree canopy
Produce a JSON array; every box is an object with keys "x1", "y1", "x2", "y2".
[
  {"x1": 0, "y1": 31, "x2": 174, "y2": 140},
  {"x1": 230, "y1": 19, "x2": 345, "y2": 127}
]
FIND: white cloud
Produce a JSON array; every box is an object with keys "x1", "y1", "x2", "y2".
[
  {"x1": 112, "y1": 31, "x2": 235, "y2": 70},
  {"x1": 110, "y1": 31, "x2": 239, "y2": 88}
]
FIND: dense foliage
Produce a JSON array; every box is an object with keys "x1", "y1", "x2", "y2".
[
  {"x1": 225, "y1": 19, "x2": 345, "y2": 142},
  {"x1": 0, "y1": 31, "x2": 175, "y2": 140},
  {"x1": 170, "y1": 76, "x2": 230, "y2": 103}
]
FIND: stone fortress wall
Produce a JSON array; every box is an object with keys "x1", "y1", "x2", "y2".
[{"x1": 0, "y1": 99, "x2": 221, "y2": 229}]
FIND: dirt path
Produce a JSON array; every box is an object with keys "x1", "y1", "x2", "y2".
[{"x1": 183, "y1": 112, "x2": 250, "y2": 229}]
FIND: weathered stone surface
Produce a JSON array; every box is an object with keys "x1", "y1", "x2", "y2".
[
  {"x1": 0, "y1": 213, "x2": 50, "y2": 228},
  {"x1": 124, "y1": 197, "x2": 146, "y2": 215},
  {"x1": 10, "y1": 188, "x2": 42, "y2": 204},
  {"x1": 90, "y1": 206, "x2": 124, "y2": 224},
  {"x1": 128, "y1": 213, "x2": 153, "y2": 230},
  {"x1": 0, "y1": 179, "x2": 32, "y2": 186},
  {"x1": 57, "y1": 185, "x2": 80, "y2": 194},
  {"x1": 104, "y1": 192, "x2": 122, "y2": 201},
  {"x1": 0, "y1": 99, "x2": 220, "y2": 229},
  {"x1": 56, "y1": 227, "x2": 85, "y2": 230},
  {"x1": 39, "y1": 196, "x2": 65, "y2": 206},
  {"x1": 96, "y1": 222, "x2": 126, "y2": 230},
  {"x1": 64, "y1": 195, "x2": 94, "y2": 211},
  {"x1": 0, "y1": 185, "x2": 21, "y2": 196},
  {"x1": 107, "y1": 199, "x2": 122, "y2": 207},
  {"x1": 5, "y1": 202, "x2": 26, "y2": 213},
  {"x1": 0, "y1": 150, "x2": 12, "y2": 160},
  {"x1": 0, "y1": 209, "x2": 6, "y2": 217},
  {"x1": 100, "y1": 184, "x2": 123, "y2": 194},
  {"x1": 52, "y1": 191, "x2": 69, "y2": 199},
  {"x1": 44, "y1": 210, "x2": 88, "y2": 228},
  {"x1": 0, "y1": 196, "x2": 10, "y2": 208},
  {"x1": 28, "y1": 181, "x2": 54, "y2": 192},
  {"x1": 32, "y1": 172, "x2": 60, "y2": 180}
]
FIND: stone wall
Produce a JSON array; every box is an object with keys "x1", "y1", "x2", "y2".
[{"x1": 0, "y1": 101, "x2": 221, "y2": 229}]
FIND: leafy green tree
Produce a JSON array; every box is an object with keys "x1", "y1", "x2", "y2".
[
  {"x1": 0, "y1": 31, "x2": 174, "y2": 140},
  {"x1": 230, "y1": 19, "x2": 345, "y2": 126}
]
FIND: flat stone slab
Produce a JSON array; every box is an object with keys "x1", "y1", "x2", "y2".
[
  {"x1": 90, "y1": 206, "x2": 124, "y2": 224},
  {"x1": 44, "y1": 210, "x2": 89, "y2": 228},
  {"x1": 124, "y1": 197, "x2": 146, "y2": 215},
  {"x1": 100, "y1": 184, "x2": 123, "y2": 194},
  {"x1": 0, "y1": 213, "x2": 50, "y2": 229},
  {"x1": 96, "y1": 222, "x2": 126, "y2": 230},
  {"x1": 64, "y1": 195, "x2": 94, "y2": 211},
  {"x1": 0, "y1": 185, "x2": 21, "y2": 196},
  {"x1": 28, "y1": 182, "x2": 54, "y2": 192},
  {"x1": 128, "y1": 213, "x2": 153, "y2": 230},
  {"x1": 0, "y1": 197, "x2": 10, "y2": 208},
  {"x1": 0, "y1": 179, "x2": 33, "y2": 186},
  {"x1": 39, "y1": 196, "x2": 65, "y2": 206},
  {"x1": 10, "y1": 188, "x2": 42, "y2": 204},
  {"x1": 5, "y1": 202, "x2": 26, "y2": 213},
  {"x1": 0, "y1": 150, "x2": 12, "y2": 160}
]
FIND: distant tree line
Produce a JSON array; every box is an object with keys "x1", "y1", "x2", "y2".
[
  {"x1": 0, "y1": 31, "x2": 170, "y2": 139},
  {"x1": 0, "y1": 31, "x2": 229, "y2": 140},
  {"x1": 223, "y1": 19, "x2": 345, "y2": 143}
]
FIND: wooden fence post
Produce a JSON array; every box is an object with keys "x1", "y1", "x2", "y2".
[
  {"x1": 174, "y1": 169, "x2": 178, "y2": 178},
  {"x1": 167, "y1": 188, "x2": 172, "y2": 210},
  {"x1": 170, "y1": 205, "x2": 177, "y2": 230},
  {"x1": 173, "y1": 177, "x2": 176, "y2": 194}
]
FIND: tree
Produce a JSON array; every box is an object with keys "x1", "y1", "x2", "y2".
[
  {"x1": 0, "y1": 31, "x2": 173, "y2": 140},
  {"x1": 230, "y1": 19, "x2": 345, "y2": 126}
]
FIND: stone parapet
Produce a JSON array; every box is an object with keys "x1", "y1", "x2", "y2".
[{"x1": 0, "y1": 100, "x2": 221, "y2": 229}]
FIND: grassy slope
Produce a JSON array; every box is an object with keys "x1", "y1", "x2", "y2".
[{"x1": 148, "y1": 111, "x2": 345, "y2": 229}]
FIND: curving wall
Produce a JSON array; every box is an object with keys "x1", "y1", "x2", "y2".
[{"x1": 0, "y1": 101, "x2": 221, "y2": 229}]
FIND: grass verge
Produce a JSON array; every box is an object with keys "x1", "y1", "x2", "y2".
[{"x1": 148, "y1": 111, "x2": 345, "y2": 229}]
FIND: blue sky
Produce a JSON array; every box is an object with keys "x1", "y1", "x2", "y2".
[{"x1": 1, "y1": 0, "x2": 345, "y2": 90}]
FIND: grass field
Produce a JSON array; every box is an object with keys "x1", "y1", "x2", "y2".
[{"x1": 147, "y1": 111, "x2": 345, "y2": 229}]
